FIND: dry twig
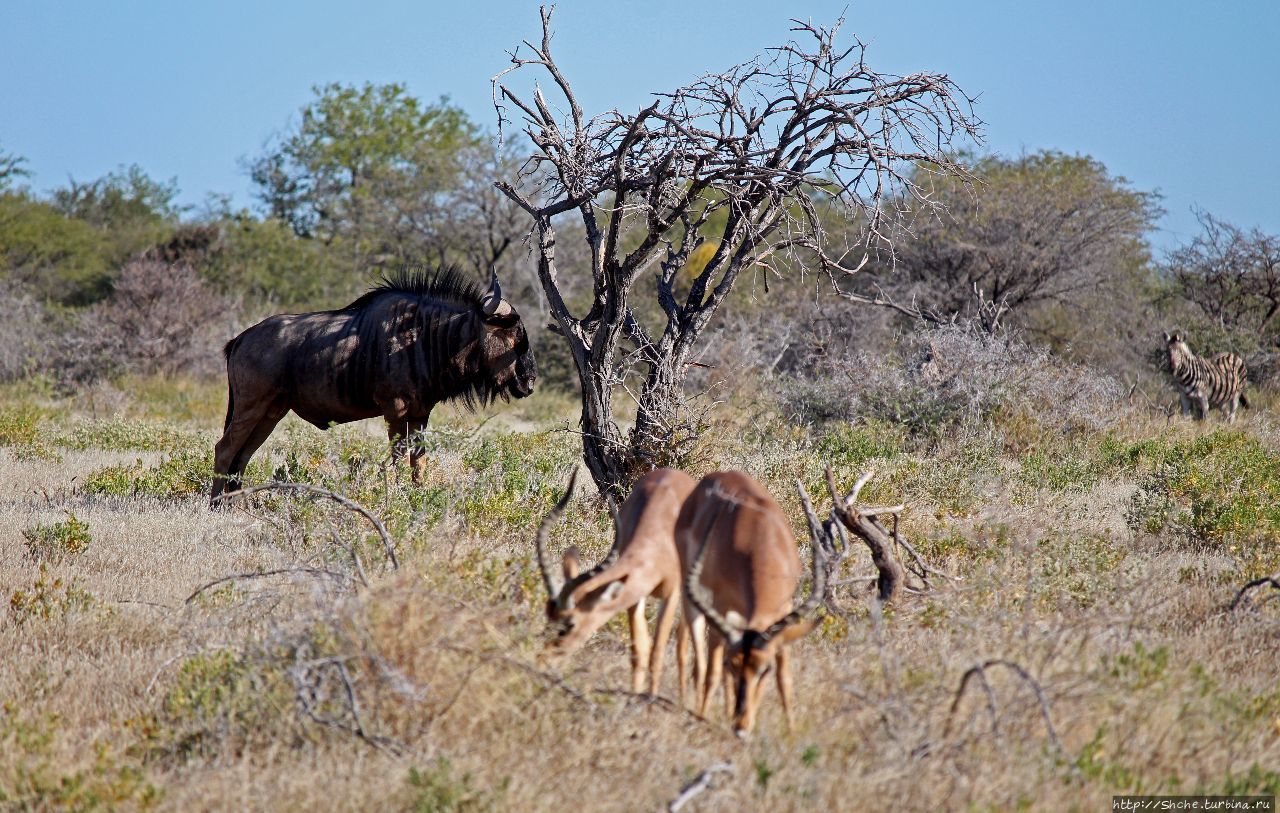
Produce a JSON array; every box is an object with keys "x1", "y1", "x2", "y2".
[
  {"x1": 665, "y1": 762, "x2": 734, "y2": 813},
  {"x1": 214, "y1": 481, "x2": 399, "y2": 569}
]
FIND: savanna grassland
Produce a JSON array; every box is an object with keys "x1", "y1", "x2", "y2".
[{"x1": 3, "y1": 324, "x2": 1280, "y2": 813}]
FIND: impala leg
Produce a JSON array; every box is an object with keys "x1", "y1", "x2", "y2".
[
  {"x1": 776, "y1": 645, "x2": 795, "y2": 732},
  {"x1": 649, "y1": 595, "x2": 679, "y2": 696},
  {"x1": 723, "y1": 661, "x2": 734, "y2": 719},
  {"x1": 689, "y1": 614, "x2": 708, "y2": 714},
  {"x1": 627, "y1": 597, "x2": 651, "y2": 695},
  {"x1": 701, "y1": 634, "x2": 725, "y2": 719},
  {"x1": 676, "y1": 617, "x2": 690, "y2": 707}
]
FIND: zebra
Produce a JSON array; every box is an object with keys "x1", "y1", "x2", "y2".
[{"x1": 1163, "y1": 331, "x2": 1249, "y2": 423}]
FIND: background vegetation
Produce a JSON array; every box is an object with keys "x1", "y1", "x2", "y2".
[{"x1": 3, "y1": 73, "x2": 1280, "y2": 811}]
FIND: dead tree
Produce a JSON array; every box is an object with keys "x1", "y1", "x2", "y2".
[
  {"x1": 808, "y1": 464, "x2": 953, "y2": 605},
  {"x1": 493, "y1": 7, "x2": 979, "y2": 496}
]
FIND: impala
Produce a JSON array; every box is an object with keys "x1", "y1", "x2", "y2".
[
  {"x1": 678, "y1": 470, "x2": 826, "y2": 736},
  {"x1": 536, "y1": 468, "x2": 697, "y2": 696}
]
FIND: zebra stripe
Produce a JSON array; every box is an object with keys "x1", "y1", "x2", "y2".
[{"x1": 1163, "y1": 331, "x2": 1248, "y2": 423}]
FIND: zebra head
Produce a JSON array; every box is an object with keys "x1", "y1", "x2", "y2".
[{"x1": 1163, "y1": 330, "x2": 1191, "y2": 372}]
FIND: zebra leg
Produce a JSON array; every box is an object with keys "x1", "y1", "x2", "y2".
[
  {"x1": 1194, "y1": 393, "x2": 1210, "y2": 421},
  {"x1": 1178, "y1": 393, "x2": 1192, "y2": 417},
  {"x1": 1227, "y1": 392, "x2": 1240, "y2": 424}
]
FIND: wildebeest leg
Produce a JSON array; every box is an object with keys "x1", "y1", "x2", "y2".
[
  {"x1": 385, "y1": 415, "x2": 431, "y2": 483},
  {"x1": 212, "y1": 401, "x2": 285, "y2": 506},
  {"x1": 212, "y1": 403, "x2": 271, "y2": 503}
]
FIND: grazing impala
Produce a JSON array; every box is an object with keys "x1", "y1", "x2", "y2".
[
  {"x1": 535, "y1": 468, "x2": 697, "y2": 696},
  {"x1": 677, "y1": 471, "x2": 826, "y2": 737}
]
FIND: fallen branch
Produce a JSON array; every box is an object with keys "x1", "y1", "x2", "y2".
[
  {"x1": 1228, "y1": 575, "x2": 1280, "y2": 611},
  {"x1": 666, "y1": 762, "x2": 733, "y2": 813},
  {"x1": 940, "y1": 658, "x2": 1066, "y2": 758},
  {"x1": 185, "y1": 566, "x2": 353, "y2": 604},
  {"x1": 214, "y1": 481, "x2": 399, "y2": 569},
  {"x1": 442, "y1": 644, "x2": 600, "y2": 713},
  {"x1": 291, "y1": 653, "x2": 406, "y2": 755}
]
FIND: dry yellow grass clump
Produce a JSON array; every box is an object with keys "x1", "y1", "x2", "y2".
[{"x1": 2, "y1": 380, "x2": 1280, "y2": 811}]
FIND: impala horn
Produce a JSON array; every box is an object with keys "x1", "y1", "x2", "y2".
[
  {"x1": 554, "y1": 493, "x2": 624, "y2": 612},
  {"x1": 683, "y1": 503, "x2": 744, "y2": 646},
  {"x1": 759, "y1": 482, "x2": 829, "y2": 641},
  {"x1": 536, "y1": 469, "x2": 577, "y2": 598}
]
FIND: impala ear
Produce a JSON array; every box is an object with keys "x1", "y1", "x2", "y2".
[
  {"x1": 774, "y1": 619, "x2": 817, "y2": 645},
  {"x1": 562, "y1": 547, "x2": 581, "y2": 581},
  {"x1": 599, "y1": 580, "x2": 624, "y2": 603}
]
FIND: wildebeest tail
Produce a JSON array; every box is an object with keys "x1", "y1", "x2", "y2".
[{"x1": 222, "y1": 335, "x2": 241, "y2": 430}]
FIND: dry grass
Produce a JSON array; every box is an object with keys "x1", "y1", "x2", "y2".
[{"x1": 2, "y1": 377, "x2": 1279, "y2": 812}]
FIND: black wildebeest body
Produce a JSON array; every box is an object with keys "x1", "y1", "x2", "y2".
[{"x1": 211, "y1": 267, "x2": 536, "y2": 504}]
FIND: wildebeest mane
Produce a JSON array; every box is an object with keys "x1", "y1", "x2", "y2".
[
  {"x1": 340, "y1": 264, "x2": 512, "y2": 412},
  {"x1": 342, "y1": 265, "x2": 485, "y2": 313}
]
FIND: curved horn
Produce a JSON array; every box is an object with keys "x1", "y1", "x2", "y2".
[
  {"x1": 481, "y1": 266, "x2": 503, "y2": 316},
  {"x1": 761, "y1": 499, "x2": 828, "y2": 642},
  {"x1": 555, "y1": 493, "x2": 624, "y2": 611},
  {"x1": 536, "y1": 469, "x2": 578, "y2": 599},
  {"x1": 682, "y1": 502, "x2": 743, "y2": 645}
]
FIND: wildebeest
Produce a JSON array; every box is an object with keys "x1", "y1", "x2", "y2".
[{"x1": 211, "y1": 266, "x2": 536, "y2": 505}]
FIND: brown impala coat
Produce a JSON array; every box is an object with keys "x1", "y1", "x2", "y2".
[
  {"x1": 537, "y1": 468, "x2": 697, "y2": 696},
  {"x1": 211, "y1": 267, "x2": 536, "y2": 504},
  {"x1": 677, "y1": 471, "x2": 823, "y2": 736}
]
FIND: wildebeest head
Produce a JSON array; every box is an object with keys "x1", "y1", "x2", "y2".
[{"x1": 479, "y1": 269, "x2": 537, "y2": 399}]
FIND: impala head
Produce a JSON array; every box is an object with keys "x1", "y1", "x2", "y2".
[
  {"x1": 683, "y1": 498, "x2": 826, "y2": 737},
  {"x1": 534, "y1": 470, "x2": 624, "y2": 644}
]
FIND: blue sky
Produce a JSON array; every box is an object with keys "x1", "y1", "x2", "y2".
[{"x1": 3, "y1": 1, "x2": 1277, "y2": 250}]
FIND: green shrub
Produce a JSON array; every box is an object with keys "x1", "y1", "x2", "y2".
[
  {"x1": 22, "y1": 514, "x2": 91, "y2": 562},
  {"x1": 1127, "y1": 432, "x2": 1280, "y2": 562},
  {"x1": 82, "y1": 448, "x2": 217, "y2": 500},
  {"x1": 147, "y1": 650, "x2": 292, "y2": 765},
  {"x1": 405, "y1": 758, "x2": 504, "y2": 813},
  {"x1": 0, "y1": 405, "x2": 40, "y2": 446},
  {"x1": 0, "y1": 702, "x2": 161, "y2": 810},
  {"x1": 53, "y1": 418, "x2": 197, "y2": 452},
  {"x1": 9, "y1": 566, "x2": 94, "y2": 624}
]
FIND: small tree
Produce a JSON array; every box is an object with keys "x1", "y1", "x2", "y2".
[
  {"x1": 493, "y1": 8, "x2": 979, "y2": 496},
  {"x1": 250, "y1": 84, "x2": 526, "y2": 279},
  {"x1": 1167, "y1": 210, "x2": 1280, "y2": 346},
  {"x1": 858, "y1": 151, "x2": 1162, "y2": 333},
  {"x1": 0, "y1": 143, "x2": 30, "y2": 192}
]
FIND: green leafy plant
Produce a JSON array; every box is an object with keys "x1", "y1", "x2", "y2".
[{"x1": 22, "y1": 514, "x2": 91, "y2": 562}]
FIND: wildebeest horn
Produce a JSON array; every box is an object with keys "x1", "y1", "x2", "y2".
[
  {"x1": 537, "y1": 469, "x2": 577, "y2": 598},
  {"x1": 481, "y1": 266, "x2": 503, "y2": 316},
  {"x1": 683, "y1": 503, "x2": 743, "y2": 645},
  {"x1": 555, "y1": 493, "x2": 624, "y2": 611}
]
